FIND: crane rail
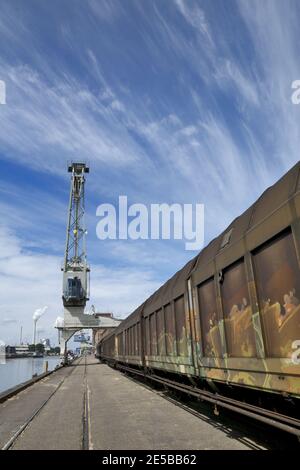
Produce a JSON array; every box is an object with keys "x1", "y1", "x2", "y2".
[{"x1": 116, "y1": 363, "x2": 300, "y2": 439}]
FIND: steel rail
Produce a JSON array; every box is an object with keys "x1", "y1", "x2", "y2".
[
  {"x1": 157, "y1": 374, "x2": 300, "y2": 428},
  {"x1": 82, "y1": 356, "x2": 90, "y2": 450},
  {"x1": 116, "y1": 363, "x2": 300, "y2": 439}
]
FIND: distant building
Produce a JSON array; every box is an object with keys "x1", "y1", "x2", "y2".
[
  {"x1": 15, "y1": 344, "x2": 29, "y2": 355},
  {"x1": 5, "y1": 345, "x2": 16, "y2": 355},
  {"x1": 80, "y1": 342, "x2": 94, "y2": 354},
  {"x1": 74, "y1": 332, "x2": 90, "y2": 343}
]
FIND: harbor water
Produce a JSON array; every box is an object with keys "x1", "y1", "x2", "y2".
[{"x1": 0, "y1": 356, "x2": 62, "y2": 394}]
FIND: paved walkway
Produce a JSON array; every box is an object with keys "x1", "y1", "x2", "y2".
[{"x1": 0, "y1": 357, "x2": 250, "y2": 450}]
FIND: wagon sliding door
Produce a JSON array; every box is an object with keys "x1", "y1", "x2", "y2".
[{"x1": 252, "y1": 229, "x2": 300, "y2": 358}]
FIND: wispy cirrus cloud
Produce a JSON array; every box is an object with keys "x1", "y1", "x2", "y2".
[
  {"x1": 174, "y1": 0, "x2": 213, "y2": 45},
  {"x1": 237, "y1": 0, "x2": 300, "y2": 166},
  {"x1": 0, "y1": 63, "x2": 146, "y2": 174},
  {"x1": 1, "y1": 0, "x2": 300, "y2": 345}
]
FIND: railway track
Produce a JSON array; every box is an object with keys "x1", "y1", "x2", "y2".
[
  {"x1": 1, "y1": 357, "x2": 89, "y2": 451},
  {"x1": 2, "y1": 356, "x2": 298, "y2": 450},
  {"x1": 82, "y1": 356, "x2": 90, "y2": 450},
  {"x1": 116, "y1": 363, "x2": 300, "y2": 443}
]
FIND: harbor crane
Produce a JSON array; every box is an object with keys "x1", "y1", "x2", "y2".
[
  {"x1": 62, "y1": 162, "x2": 90, "y2": 311},
  {"x1": 57, "y1": 163, "x2": 120, "y2": 362}
]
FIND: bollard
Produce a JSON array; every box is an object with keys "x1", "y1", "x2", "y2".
[{"x1": 44, "y1": 360, "x2": 48, "y2": 373}]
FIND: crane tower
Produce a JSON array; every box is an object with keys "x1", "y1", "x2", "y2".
[
  {"x1": 58, "y1": 163, "x2": 121, "y2": 361},
  {"x1": 62, "y1": 162, "x2": 90, "y2": 308}
]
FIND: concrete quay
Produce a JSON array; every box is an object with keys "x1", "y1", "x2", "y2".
[{"x1": 0, "y1": 357, "x2": 252, "y2": 450}]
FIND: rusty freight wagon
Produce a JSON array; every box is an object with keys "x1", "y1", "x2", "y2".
[{"x1": 98, "y1": 161, "x2": 300, "y2": 400}]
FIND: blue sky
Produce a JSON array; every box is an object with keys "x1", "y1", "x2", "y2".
[{"x1": 0, "y1": 0, "x2": 300, "y2": 346}]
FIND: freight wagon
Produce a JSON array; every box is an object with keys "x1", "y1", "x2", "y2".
[{"x1": 98, "y1": 162, "x2": 300, "y2": 400}]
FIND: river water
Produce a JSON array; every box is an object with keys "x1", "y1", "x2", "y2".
[{"x1": 0, "y1": 356, "x2": 63, "y2": 394}]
